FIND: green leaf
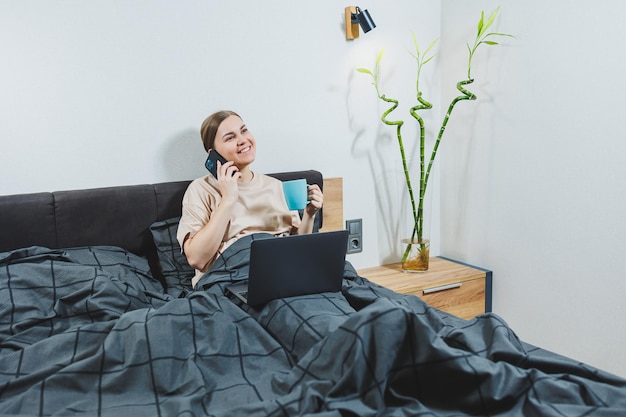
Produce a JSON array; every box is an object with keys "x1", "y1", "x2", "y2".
[
  {"x1": 424, "y1": 38, "x2": 439, "y2": 56},
  {"x1": 477, "y1": 10, "x2": 485, "y2": 37},
  {"x1": 411, "y1": 31, "x2": 419, "y2": 55},
  {"x1": 485, "y1": 7, "x2": 499, "y2": 31},
  {"x1": 483, "y1": 41, "x2": 499, "y2": 45},
  {"x1": 489, "y1": 32, "x2": 516, "y2": 39},
  {"x1": 376, "y1": 49, "x2": 385, "y2": 65},
  {"x1": 356, "y1": 68, "x2": 373, "y2": 75}
]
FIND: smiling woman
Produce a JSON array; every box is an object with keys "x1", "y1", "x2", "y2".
[
  {"x1": 204, "y1": 111, "x2": 257, "y2": 182},
  {"x1": 178, "y1": 110, "x2": 325, "y2": 288}
]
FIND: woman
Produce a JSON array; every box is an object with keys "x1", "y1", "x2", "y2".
[{"x1": 177, "y1": 110, "x2": 324, "y2": 288}]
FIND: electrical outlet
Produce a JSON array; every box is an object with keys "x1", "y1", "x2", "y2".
[{"x1": 345, "y1": 218, "x2": 363, "y2": 254}]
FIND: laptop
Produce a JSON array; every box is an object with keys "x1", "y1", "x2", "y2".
[{"x1": 226, "y1": 230, "x2": 349, "y2": 307}]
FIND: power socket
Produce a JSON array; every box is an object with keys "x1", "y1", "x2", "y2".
[{"x1": 345, "y1": 218, "x2": 363, "y2": 254}]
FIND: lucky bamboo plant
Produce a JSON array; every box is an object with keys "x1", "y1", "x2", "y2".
[{"x1": 357, "y1": 7, "x2": 512, "y2": 271}]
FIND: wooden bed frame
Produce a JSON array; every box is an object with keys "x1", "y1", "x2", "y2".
[{"x1": 320, "y1": 177, "x2": 343, "y2": 232}]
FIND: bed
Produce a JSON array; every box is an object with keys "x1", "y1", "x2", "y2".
[{"x1": 1, "y1": 169, "x2": 625, "y2": 416}]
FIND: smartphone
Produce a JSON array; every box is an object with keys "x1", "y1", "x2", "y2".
[{"x1": 205, "y1": 149, "x2": 228, "y2": 178}]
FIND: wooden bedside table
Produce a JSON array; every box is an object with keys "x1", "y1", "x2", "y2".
[{"x1": 357, "y1": 257, "x2": 492, "y2": 320}]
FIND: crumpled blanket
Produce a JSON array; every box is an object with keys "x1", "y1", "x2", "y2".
[{"x1": 1, "y1": 239, "x2": 625, "y2": 416}]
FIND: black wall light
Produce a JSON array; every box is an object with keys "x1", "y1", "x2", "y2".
[{"x1": 345, "y1": 6, "x2": 376, "y2": 40}]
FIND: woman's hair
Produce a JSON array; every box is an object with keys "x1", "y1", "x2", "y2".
[{"x1": 200, "y1": 110, "x2": 241, "y2": 152}]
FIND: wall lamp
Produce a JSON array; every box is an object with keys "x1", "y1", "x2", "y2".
[{"x1": 345, "y1": 6, "x2": 376, "y2": 40}]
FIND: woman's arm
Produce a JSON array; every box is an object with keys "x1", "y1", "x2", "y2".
[
  {"x1": 184, "y1": 161, "x2": 241, "y2": 270},
  {"x1": 297, "y1": 184, "x2": 323, "y2": 235}
]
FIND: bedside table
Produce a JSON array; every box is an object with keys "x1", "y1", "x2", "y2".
[{"x1": 357, "y1": 257, "x2": 492, "y2": 320}]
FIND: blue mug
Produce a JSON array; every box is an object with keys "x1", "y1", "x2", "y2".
[{"x1": 282, "y1": 179, "x2": 308, "y2": 210}]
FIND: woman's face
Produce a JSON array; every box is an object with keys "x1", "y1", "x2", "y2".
[{"x1": 213, "y1": 115, "x2": 256, "y2": 169}]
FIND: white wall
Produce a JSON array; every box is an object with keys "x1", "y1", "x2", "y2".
[
  {"x1": 0, "y1": 1, "x2": 440, "y2": 268},
  {"x1": 3, "y1": 0, "x2": 624, "y2": 379},
  {"x1": 440, "y1": 0, "x2": 626, "y2": 378}
]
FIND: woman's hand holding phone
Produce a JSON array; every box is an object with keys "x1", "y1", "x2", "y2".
[
  {"x1": 206, "y1": 149, "x2": 240, "y2": 204},
  {"x1": 205, "y1": 149, "x2": 228, "y2": 178},
  {"x1": 215, "y1": 160, "x2": 239, "y2": 205}
]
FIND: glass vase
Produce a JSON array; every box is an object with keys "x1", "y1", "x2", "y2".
[{"x1": 401, "y1": 238, "x2": 430, "y2": 273}]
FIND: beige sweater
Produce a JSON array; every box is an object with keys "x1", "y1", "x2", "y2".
[{"x1": 177, "y1": 173, "x2": 300, "y2": 287}]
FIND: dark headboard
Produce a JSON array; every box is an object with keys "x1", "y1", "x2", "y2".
[{"x1": 0, "y1": 170, "x2": 323, "y2": 259}]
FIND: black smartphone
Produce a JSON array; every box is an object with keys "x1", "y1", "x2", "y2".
[{"x1": 205, "y1": 149, "x2": 228, "y2": 178}]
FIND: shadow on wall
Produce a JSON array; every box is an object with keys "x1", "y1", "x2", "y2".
[
  {"x1": 344, "y1": 70, "x2": 411, "y2": 265},
  {"x1": 159, "y1": 128, "x2": 207, "y2": 181}
]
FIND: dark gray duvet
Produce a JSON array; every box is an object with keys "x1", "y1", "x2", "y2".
[{"x1": 1, "y1": 237, "x2": 625, "y2": 416}]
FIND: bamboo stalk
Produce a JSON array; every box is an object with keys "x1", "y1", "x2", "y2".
[
  {"x1": 357, "y1": 8, "x2": 512, "y2": 268},
  {"x1": 378, "y1": 95, "x2": 418, "y2": 264},
  {"x1": 423, "y1": 78, "x2": 476, "y2": 194}
]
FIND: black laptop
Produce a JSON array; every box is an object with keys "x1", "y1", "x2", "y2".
[{"x1": 226, "y1": 230, "x2": 349, "y2": 307}]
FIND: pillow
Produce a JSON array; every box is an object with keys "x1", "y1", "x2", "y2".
[{"x1": 149, "y1": 217, "x2": 195, "y2": 296}]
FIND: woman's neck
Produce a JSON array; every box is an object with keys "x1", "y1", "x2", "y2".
[{"x1": 238, "y1": 167, "x2": 254, "y2": 183}]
